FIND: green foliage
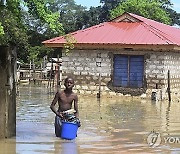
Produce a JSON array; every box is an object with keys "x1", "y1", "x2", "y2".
[
  {"x1": 169, "y1": 9, "x2": 180, "y2": 26},
  {"x1": 0, "y1": 0, "x2": 26, "y2": 46},
  {"x1": 0, "y1": 0, "x2": 64, "y2": 63},
  {"x1": 110, "y1": 0, "x2": 172, "y2": 25},
  {"x1": 63, "y1": 34, "x2": 77, "y2": 55},
  {"x1": 6, "y1": 0, "x2": 23, "y2": 25},
  {"x1": 24, "y1": 0, "x2": 64, "y2": 35},
  {"x1": 97, "y1": 0, "x2": 179, "y2": 26},
  {"x1": 0, "y1": 4, "x2": 29, "y2": 61},
  {"x1": 29, "y1": 46, "x2": 53, "y2": 65},
  {"x1": 162, "y1": 0, "x2": 180, "y2": 26},
  {"x1": 47, "y1": 0, "x2": 87, "y2": 33},
  {"x1": 100, "y1": 0, "x2": 123, "y2": 22},
  {"x1": 0, "y1": 22, "x2": 4, "y2": 36},
  {"x1": 84, "y1": 6, "x2": 102, "y2": 27}
]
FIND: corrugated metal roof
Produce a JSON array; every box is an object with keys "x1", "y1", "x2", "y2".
[{"x1": 42, "y1": 13, "x2": 180, "y2": 47}]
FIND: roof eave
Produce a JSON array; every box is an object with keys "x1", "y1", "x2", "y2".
[{"x1": 43, "y1": 43, "x2": 180, "y2": 52}]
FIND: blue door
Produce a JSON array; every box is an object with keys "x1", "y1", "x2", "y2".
[
  {"x1": 113, "y1": 55, "x2": 144, "y2": 88},
  {"x1": 129, "y1": 56, "x2": 144, "y2": 87},
  {"x1": 113, "y1": 55, "x2": 128, "y2": 87}
]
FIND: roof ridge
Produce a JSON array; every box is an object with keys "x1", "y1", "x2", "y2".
[
  {"x1": 111, "y1": 12, "x2": 142, "y2": 23},
  {"x1": 129, "y1": 12, "x2": 176, "y2": 28},
  {"x1": 140, "y1": 22, "x2": 174, "y2": 44},
  {"x1": 148, "y1": 24, "x2": 178, "y2": 43},
  {"x1": 43, "y1": 13, "x2": 180, "y2": 47}
]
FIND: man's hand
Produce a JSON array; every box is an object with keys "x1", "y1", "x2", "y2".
[{"x1": 57, "y1": 112, "x2": 63, "y2": 118}]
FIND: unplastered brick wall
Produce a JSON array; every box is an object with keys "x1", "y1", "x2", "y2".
[
  {"x1": 145, "y1": 53, "x2": 166, "y2": 89},
  {"x1": 145, "y1": 52, "x2": 180, "y2": 99},
  {"x1": 61, "y1": 50, "x2": 112, "y2": 94},
  {"x1": 61, "y1": 50, "x2": 180, "y2": 99},
  {"x1": 164, "y1": 52, "x2": 180, "y2": 99}
]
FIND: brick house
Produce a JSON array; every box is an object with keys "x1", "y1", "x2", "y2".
[{"x1": 43, "y1": 13, "x2": 180, "y2": 100}]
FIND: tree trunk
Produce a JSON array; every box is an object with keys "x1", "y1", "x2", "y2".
[{"x1": 0, "y1": 46, "x2": 16, "y2": 138}]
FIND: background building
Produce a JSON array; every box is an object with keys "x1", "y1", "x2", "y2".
[{"x1": 43, "y1": 13, "x2": 180, "y2": 100}]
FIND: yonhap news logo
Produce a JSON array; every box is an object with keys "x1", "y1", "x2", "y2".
[
  {"x1": 147, "y1": 131, "x2": 161, "y2": 147},
  {"x1": 147, "y1": 130, "x2": 180, "y2": 148}
]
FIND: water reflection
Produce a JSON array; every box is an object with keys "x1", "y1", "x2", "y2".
[
  {"x1": 165, "y1": 102, "x2": 171, "y2": 135},
  {"x1": 0, "y1": 85, "x2": 180, "y2": 153},
  {"x1": 60, "y1": 141, "x2": 78, "y2": 154}
]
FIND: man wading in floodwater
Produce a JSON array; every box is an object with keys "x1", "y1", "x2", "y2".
[{"x1": 50, "y1": 77, "x2": 80, "y2": 137}]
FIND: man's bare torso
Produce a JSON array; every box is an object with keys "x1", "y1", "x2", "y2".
[{"x1": 57, "y1": 90, "x2": 76, "y2": 112}]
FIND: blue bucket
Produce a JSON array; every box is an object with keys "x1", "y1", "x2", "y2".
[{"x1": 61, "y1": 122, "x2": 78, "y2": 140}]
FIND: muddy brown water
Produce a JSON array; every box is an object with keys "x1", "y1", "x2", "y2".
[{"x1": 0, "y1": 85, "x2": 180, "y2": 154}]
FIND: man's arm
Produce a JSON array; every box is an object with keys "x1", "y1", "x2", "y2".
[
  {"x1": 74, "y1": 94, "x2": 79, "y2": 118},
  {"x1": 50, "y1": 92, "x2": 60, "y2": 116}
]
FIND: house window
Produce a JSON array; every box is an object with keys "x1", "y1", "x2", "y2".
[{"x1": 113, "y1": 55, "x2": 144, "y2": 88}]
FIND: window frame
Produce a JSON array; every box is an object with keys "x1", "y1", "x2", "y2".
[{"x1": 113, "y1": 54, "x2": 144, "y2": 88}]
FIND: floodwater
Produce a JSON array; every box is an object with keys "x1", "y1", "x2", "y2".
[{"x1": 0, "y1": 85, "x2": 180, "y2": 154}]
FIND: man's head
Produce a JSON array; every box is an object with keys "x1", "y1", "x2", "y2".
[{"x1": 64, "y1": 77, "x2": 74, "y2": 90}]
